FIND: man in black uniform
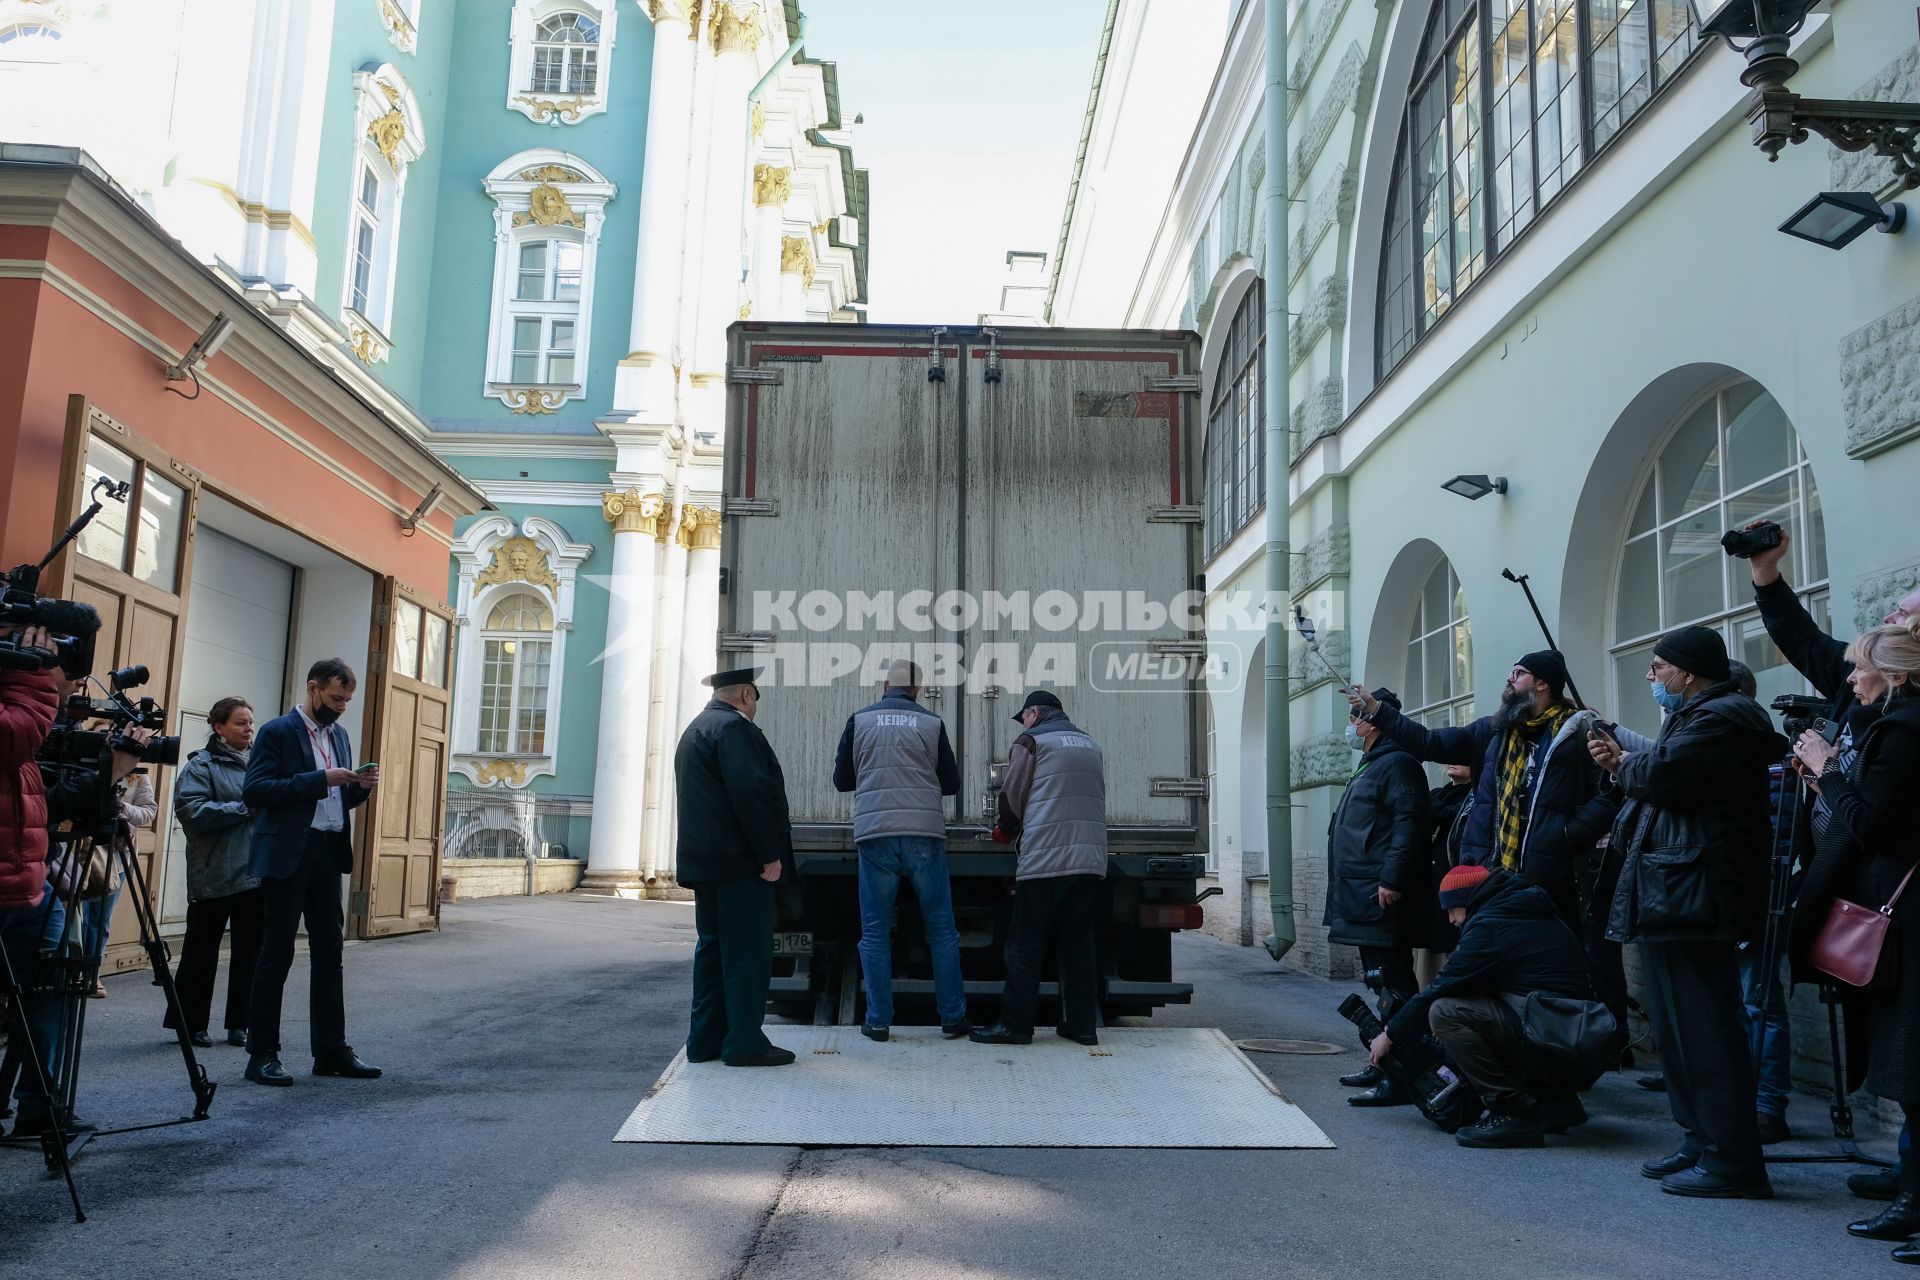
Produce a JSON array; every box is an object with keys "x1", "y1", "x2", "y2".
[{"x1": 675, "y1": 668, "x2": 795, "y2": 1067}]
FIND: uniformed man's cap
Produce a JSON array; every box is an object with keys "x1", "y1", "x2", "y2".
[
  {"x1": 702, "y1": 667, "x2": 761, "y2": 691},
  {"x1": 1012, "y1": 689, "x2": 1062, "y2": 721}
]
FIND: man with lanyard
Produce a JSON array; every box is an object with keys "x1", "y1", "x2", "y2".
[
  {"x1": 242, "y1": 658, "x2": 381, "y2": 1087},
  {"x1": 1347, "y1": 651, "x2": 1617, "y2": 934}
]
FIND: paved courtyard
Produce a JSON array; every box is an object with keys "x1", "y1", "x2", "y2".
[{"x1": 2, "y1": 895, "x2": 1882, "y2": 1278}]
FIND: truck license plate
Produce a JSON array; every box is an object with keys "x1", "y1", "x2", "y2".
[{"x1": 772, "y1": 932, "x2": 813, "y2": 956}]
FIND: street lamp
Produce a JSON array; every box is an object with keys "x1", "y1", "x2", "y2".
[
  {"x1": 1441, "y1": 474, "x2": 1508, "y2": 501},
  {"x1": 1777, "y1": 191, "x2": 1909, "y2": 249},
  {"x1": 1698, "y1": 0, "x2": 1920, "y2": 186}
]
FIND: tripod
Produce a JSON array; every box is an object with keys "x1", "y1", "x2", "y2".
[
  {"x1": 1, "y1": 834, "x2": 218, "y2": 1221},
  {"x1": 1751, "y1": 757, "x2": 1891, "y2": 1169},
  {"x1": 0, "y1": 907, "x2": 85, "y2": 1220}
]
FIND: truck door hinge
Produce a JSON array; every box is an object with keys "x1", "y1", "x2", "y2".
[
  {"x1": 1146, "y1": 374, "x2": 1201, "y2": 394},
  {"x1": 723, "y1": 497, "x2": 779, "y2": 516},
  {"x1": 1150, "y1": 777, "x2": 1209, "y2": 798},
  {"x1": 720, "y1": 631, "x2": 776, "y2": 651},
  {"x1": 727, "y1": 366, "x2": 783, "y2": 385},
  {"x1": 1147, "y1": 505, "x2": 1204, "y2": 523}
]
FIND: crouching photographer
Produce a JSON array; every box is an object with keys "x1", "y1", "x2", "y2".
[{"x1": 1366, "y1": 865, "x2": 1618, "y2": 1150}]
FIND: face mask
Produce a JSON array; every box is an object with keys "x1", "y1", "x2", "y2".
[
  {"x1": 310, "y1": 701, "x2": 341, "y2": 726},
  {"x1": 1344, "y1": 723, "x2": 1363, "y2": 749},
  {"x1": 1650, "y1": 681, "x2": 1685, "y2": 714}
]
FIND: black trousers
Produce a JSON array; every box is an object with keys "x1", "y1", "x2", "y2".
[
  {"x1": 247, "y1": 837, "x2": 349, "y2": 1060},
  {"x1": 687, "y1": 878, "x2": 776, "y2": 1064},
  {"x1": 1430, "y1": 993, "x2": 1543, "y2": 1105},
  {"x1": 1642, "y1": 939, "x2": 1764, "y2": 1179},
  {"x1": 167, "y1": 888, "x2": 263, "y2": 1035},
  {"x1": 998, "y1": 874, "x2": 1100, "y2": 1036},
  {"x1": 1358, "y1": 945, "x2": 1418, "y2": 1004}
]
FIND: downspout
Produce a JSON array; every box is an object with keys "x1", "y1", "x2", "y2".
[{"x1": 1262, "y1": 0, "x2": 1295, "y2": 961}]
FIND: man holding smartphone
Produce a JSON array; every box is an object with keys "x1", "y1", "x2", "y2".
[{"x1": 241, "y1": 658, "x2": 382, "y2": 1087}]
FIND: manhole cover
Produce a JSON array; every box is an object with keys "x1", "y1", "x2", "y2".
[{"x1": 1235, "y1": 1038, "x2": 1345, "y2": 1055}]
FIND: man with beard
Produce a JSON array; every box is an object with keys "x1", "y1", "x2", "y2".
[{"x1": 1347, "y1": 652, "x2": 1617, "y2": 933}]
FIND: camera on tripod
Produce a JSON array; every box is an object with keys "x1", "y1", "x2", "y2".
[
  {"x1": 0, "y1": 564, "x2": 101, "y2": 678},
  {"x1": 44, "y1": 664, "x2": 182, "y2": 773},
  {"x1": 1770, "y1": 693, "x2": 1829, "y2": 740}
]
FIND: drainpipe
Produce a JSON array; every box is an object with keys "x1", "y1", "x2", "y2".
[{"x1": 1262, "y1": 0, "x2": 1295, "y2": 961}]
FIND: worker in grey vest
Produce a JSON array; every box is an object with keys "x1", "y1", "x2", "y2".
[
  {"x1": 972, "y1": 689, "x2": 1107, "y2": 1047},
  {"x1": 831, "y1": 659, "x2": 970, "y2": 1041}
]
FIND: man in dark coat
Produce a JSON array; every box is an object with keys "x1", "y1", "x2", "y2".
[
  {"x1": 1348, "y1": 650, "x2": 1617, "y2": 928},
  {"x1": 1589, "y1": 626, "x2": 1785, "y2": 1200},
  {"x1": 1324, "y1": 687, "x2": 1430, "y2": 1106},
  {"x1": 676, "y1": 668, "x2": 795, "y2": 1068},
  {"x1": 1371, "y1": 865, "x2": 1599, "y2": 1148}
]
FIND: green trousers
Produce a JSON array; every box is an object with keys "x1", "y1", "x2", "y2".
[{"x1": 687, "y1": 878, "x2": 776, "y2": 1064}]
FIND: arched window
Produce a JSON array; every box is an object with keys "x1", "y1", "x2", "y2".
[
  {"x1": 1203, "y1": 280, "x2": 1265, "y2": 558},
  {"x1": 1376, "y1": 0, "x2": 1699, "y2": 380},
  {"x1": 531, "y1": 12, "x2": 599, "y2": 95},
  {"x1": 1609, "y1": 380, "x2": 1828, "y2": 739},
  {"x1": 477, "y1": 592, "x2": 554, "y2": 755},
  {"x1": 0, "y1": 23, "x2": 60, "y2": 43},
  {"x1": 1404, "y1": 558, "x2": 1474, "y2": 746}
]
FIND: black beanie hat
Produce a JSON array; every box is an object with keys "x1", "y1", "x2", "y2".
[
  {"x1": 1653, "y1": 625, "x2": 1730, "y2": 682},
  {"x1": 1517, "y1": 649, "x2": 1569, "y2": 698}
]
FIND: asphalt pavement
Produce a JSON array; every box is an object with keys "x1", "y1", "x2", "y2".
[{"x1": 2, "y1": 894, "x2": 1884, "y2": 1278}]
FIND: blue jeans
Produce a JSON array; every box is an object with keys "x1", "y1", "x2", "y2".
[
  {"x1": 2, "y1": 888, "x2": 67, "y2": 1111},
  {"x1": 1737, "y1": 941, "x2": 1792, "y2": 1118},
  {"x1": 82, "y1": 883, "x2": 120, "y2": 967},
  {"x1": 856, "y1": 836, "x2": 966, "y2": 1027}
]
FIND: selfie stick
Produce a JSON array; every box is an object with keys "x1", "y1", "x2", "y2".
[
  {"x1": 1500, "y1": 568, "x2": 1586, "y2": 710},
  {"x1": 1292, "y1": 606, "x2": 1361, "y2": 697}
]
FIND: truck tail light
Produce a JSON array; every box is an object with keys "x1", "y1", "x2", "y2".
[{"x1": 1137, "y1": 904, "x2": 1204, "y2": 930}]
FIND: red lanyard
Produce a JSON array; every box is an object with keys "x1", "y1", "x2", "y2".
[{"x1": 306, "y1": 720, "x2": 335, "y2": 771}]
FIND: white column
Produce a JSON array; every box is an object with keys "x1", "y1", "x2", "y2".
[
  {"x1": 583, "y1": 489, "x2": 665, "y2": 894},
  {"x1": 749, "y1": 164, "x2": 787, "y2": 320},
  {"x1": 779, "y1": 234, "x2": 811, "y2": 319},
  {"x1": 639, "y1": 504, "x2": 692, "y2": 884},
  {"x1": 672, "y1": 509, "x2": 725, "y2": 872},
  {"x1": 691, "y1": 3, "x2": 762, "y2": 379},
  {"x1": 614, "y1": 0, "x2": 698, "y2": 417}
]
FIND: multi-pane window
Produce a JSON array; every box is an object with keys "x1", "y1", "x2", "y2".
[
  {"x1": 505, "y1": 237, "x2": 582, "y2": 384},
  {"x1": 0, "y1": 23, "x2": 61, "y2": 44},
  {"x1": 350, "y1": 164, "x2": 380, "y2": 316},
  {"x1": 1202, "y1": 281, "x2": 1266, "y2": 558},
  {"x1": 1609, "y1": 381, "x2": 1828, "y2": 740},
  {"x1": 77, "y1": 437, "x2": 187, "y2": 594},
  {"x1": 531, "y1": 13, "x2": 599, "y2": 95},
  {"x1": 477, "y1": 593, "x2": 553, "y2": 755},
  {"x1": 1378, "y1": 0, "x2": 1699, "y2": 379},
  {"x1": 1404, "y1": 560, "x2": 1474, "y2": 781}
]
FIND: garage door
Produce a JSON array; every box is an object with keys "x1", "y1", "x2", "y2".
[{"x1": 159, "y1": 524, "x2": 296, "y2": 922}]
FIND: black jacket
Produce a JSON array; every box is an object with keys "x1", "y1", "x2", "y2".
[
  {"x1": 1387, "y1": 872, "x2": 1593, "y2": 1042},
  {"x1": 1605, "y1": 683, "x2": 1787, "y2": 944},
  {"x1": 1322, "y1": 737, "x2": 1430, "y2": 948},
  {"x1": 1789, "y1": 693, "x2": 1920, "y2": 1103},
  {"x1": 1368, "y1": 702, "x2": 1617, "y2": 904},
  {"x1": 1424, "y1": 781, "x2": 1474, "y2": 952},
  {"x1": 1755, "y1": 576, "x2": 1880, "y2": 736},
  {"x1": 674, "y1": 700, "x2": 793, "y2": 885}
]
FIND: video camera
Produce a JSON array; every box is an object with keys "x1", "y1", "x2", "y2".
[
  {"x1": 1337, "y1": 993, "x2": 1482, "y2": 1133},
  {"x1": 0, "y1": 474, "x2": 127, "y2": 676},
  {"x1": 45, "y1": 664, "x2": 182, "y2": 770},
  {"x1": 1770, "y1": 693, "x2": 1829, "y2": 740}
]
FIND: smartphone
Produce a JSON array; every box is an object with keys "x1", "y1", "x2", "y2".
[
  {"x1": 1810, "y1": 718, "x2": 1842, "y2": 745},
  {"x1": 356, "y1": 761, "x2": 380, "y2": 774}
]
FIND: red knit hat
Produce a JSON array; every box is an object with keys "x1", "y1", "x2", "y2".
[{"x1": 1438, "y1": 864, "x2": 1491, "y2": 910}]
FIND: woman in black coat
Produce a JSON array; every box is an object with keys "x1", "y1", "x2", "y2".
[{"x1": 1788, "y1": 619, "x2": 1920, "y2": 1255}]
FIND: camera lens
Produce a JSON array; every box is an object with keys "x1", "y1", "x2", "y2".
[
  {"x1": 141, "y1": 734, "x2": 182, "y2": 768},
  {"x1": 110, "y1": 663, "x2": 150, "y2": 691}
]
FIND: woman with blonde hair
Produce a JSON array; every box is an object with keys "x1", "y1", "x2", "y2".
[{"x1": 1790, "y1": 617, "x2": 1920, "y2": 1260}]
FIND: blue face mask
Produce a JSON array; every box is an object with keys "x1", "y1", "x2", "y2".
[
  {"x1": 1344, "y1": 722, "x2": 1363, "y2": 749},
  {"x1": 1650, "y1": 681, "x2": 1685, "y2": 714}
]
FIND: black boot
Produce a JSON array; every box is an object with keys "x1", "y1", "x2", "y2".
[
  {"x1": 1456, "y1": 1099, "x2": 1549, "y2": 1149},
  {"x1": 1347, "y1": 1079, "x2": 1412, "y2": 1108},
  {"x1": 1851, "y1": 1169, "x2": 1901, "y2": 1201},
  {"x1": 1850, "y1": 1193, "x2": 1920, "y2": 1241},
  {"x1": 1338, "y1": 1064, "x2": 1384, "y2": 1089},
  {"x1": 1894, "y1": 1240, "x2": 1920, "y2": 1265}
]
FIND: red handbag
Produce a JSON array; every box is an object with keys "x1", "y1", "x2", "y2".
[{"x1": 1812, "y1": 861, "x2": 1920, "y2": 989}]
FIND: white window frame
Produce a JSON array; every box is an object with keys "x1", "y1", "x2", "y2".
[
  {"x1": 340, "y1": 64, "x2": 425, "y2": 366},
  {"x1": 1606, "y1": 377, "x2": 1831, "y2": 741},
  {"x1": 482, "y1": 149, "x2": 616, "y2": 412},
  {"x1": 506, "y1": 0, "x2": 618, "y2": 126},
  {"x1": 1403, "y1": 557, "x2": 1474, "y2": 785},
  {"x1": 477, "y1": 593, "x2": 556, "y2": 756},
  {"x1": 450, "y1": 515, "x2": 594, "y2": 789}
]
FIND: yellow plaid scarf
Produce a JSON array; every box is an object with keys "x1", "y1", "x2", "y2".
[{"x1": 1492, "y1": 704, "x2": 1568, "y2": 872}]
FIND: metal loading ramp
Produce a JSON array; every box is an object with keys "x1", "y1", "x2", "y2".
[{"x1": 614, "y1": 1027, "x2": 1335, "y2": 1149}]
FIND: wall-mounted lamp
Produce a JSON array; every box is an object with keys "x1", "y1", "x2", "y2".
[
  {"x1": 1778, "y1": 191, "x2": 1908, "y2": 250},
  {"x1": 400, "y1": 482, "x2": 446, "y2": 536},
  {"x1": 1441, "y1": 474, "x2": 1508, "y2": 501},
  {"x1": 163, "y1": 312, "x2": 236, "y2": 389}
]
